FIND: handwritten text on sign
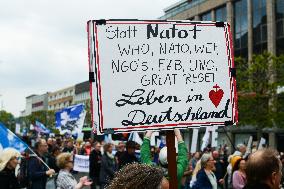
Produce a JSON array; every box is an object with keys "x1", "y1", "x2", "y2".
[{"x1": 88, "y1": 20, "x2": 237, "y2": 133}]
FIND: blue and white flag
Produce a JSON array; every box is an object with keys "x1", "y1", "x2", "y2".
[
  {"x1": 34, "y1": 121, "x2": 51, "y2": 134},
  {"x1": 55, "y1": 104, "x2": 86, "y2": 134},
  {"x1": 0, "y1": 123, "x2": 28, "y2": 153}
]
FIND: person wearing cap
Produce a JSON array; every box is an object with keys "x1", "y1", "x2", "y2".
[
  {"x1": 141, "y1": 129, "x2": 188, "y2": 189},
  {"x1": 0, "y1": 148, "x2": 21, "y2": 189}
]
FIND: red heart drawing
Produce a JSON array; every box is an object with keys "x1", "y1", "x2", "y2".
[{"x1": 209, "y1": 88, "x2": 224, "y2": 108}]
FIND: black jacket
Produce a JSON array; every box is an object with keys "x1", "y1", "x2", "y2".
[
  {"x1": 99, "y1": 154, "x2": 115, "y2": 185},
  {"x1": 0, "y1": 167, "x2": 21, "y2": 189},
  {"x1": 118, "y1": 151, "x2": 138, "y2": 169},
  {"x1": 89, "y1": 149, "x2": 102, "y2": 178}
]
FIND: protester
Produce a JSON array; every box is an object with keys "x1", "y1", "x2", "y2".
[
  {"x1": 114, "y1": 141, "x2": 125, "y2": 167},
  {"x1": 244, "y1": 149, "x2": 282, "y2": 189},
  {"x1": 118, "y1": 140, "x2": 138, "y2": 169},
  {"x1": 56, "y1": 152, "x2": 92, "y2": 189},
  {"x1": 194, "y1": 153, "x2": 218, "y2": 189},
  {"x1": 99, "y1": 143, "x2": 116, "y2": 189},
  {"x1": 106, "y1": 163, "x2": 169, "y2": 189},
  {"x1": 232, "y1": 157, "x2": 246, "y2": 189},
  {"x1": 190, "y1": 152, "x2": 201, "y2": 170},
  {"x1": 89, "y1": 141, "x2": 102, "y2": 189},
  {"x1": 141, "y1": 129, "x2": 188, "y2": 189},
  {"x1": 47, "y1": 138, "x2": 54, "y2": 153},
  {"x1": 28, "y1": 139, "x2": 55, "y2": 189},
  {"x1": 62, "y1": 140, "x2": 74, "y2": 153},
  {"x1": 48, "y1": 145, "x2": 61, "y2": 173},
  {"x1": 81, "y1": 141, "x2": 92, "y2": 155},
  {"x1": 212, "y1": 150, "x2": 225, "y2": 189},
  {"x1": 0, "y1": 148, "x2": 21, "y2": 189}
]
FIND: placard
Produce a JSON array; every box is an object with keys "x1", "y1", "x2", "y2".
[
  {"x1": 88, "y1": 20, "x2": 237, "y2": 133},
  {"x1": 73, "y1": 154, "x2": 89, "y2": 172}
]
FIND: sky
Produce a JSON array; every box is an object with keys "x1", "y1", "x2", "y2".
[{"x1": 0, "y1": 0, "x2": 179, "y2": 117}]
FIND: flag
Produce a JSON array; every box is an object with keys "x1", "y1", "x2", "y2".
[
  {"x1": 55, "y1": 103, "x2": 86, "y2": 134},
  {"x1": 34, "y1": 121, "x2": 51, "y2": 134},
  {"x1": 0, "y1": 122, "x2": 28, "y2": 153}
]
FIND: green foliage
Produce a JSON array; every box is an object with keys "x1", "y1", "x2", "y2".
[
  {"x1": 19, "y1": 110, "x2": 55, "y2": 130},
  {"x1": 0, "y1": 110, "x2": 15, "y2": 131},
  {"x1": 236, "y1": 53, "x2": 284, "y2": 128}
]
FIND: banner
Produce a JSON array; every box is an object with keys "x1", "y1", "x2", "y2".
[
  {"x1": 88, "y1": 20, "x2": 237, "y2": 133},
  {"x1": 73, "y1": 154, "x2": 89, "y2": 172},
  {"x1": 34, "y1": 121, "x2": 51, "y2": 134},
  {"x1": 55, "y1": 104, "x2": 86, "y2": 134},
  {"x1": 0, "y1": 122, "x2": 28, "y2": 153}
]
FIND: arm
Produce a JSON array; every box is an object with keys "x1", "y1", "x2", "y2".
[
  {"x1": 89, "y1": 151, "x2": 95, "y2": 177},
  {"x1": 175, "y1": 129, "x2": 189, "y2": 181},
  {"x1": 141, "y1": 131, "x2": 154, "y2": 165}
]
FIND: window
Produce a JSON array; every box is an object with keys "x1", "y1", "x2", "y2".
[
  {"x1": 276, "y1": 0, "x2": 284, "y2": 55},
  {"x1": 234, "y1": 0, "x2": 248, "y2": 58},
  {"x1": 253, "y1": 0, "x2": 267, "y2": 54},
  {"x1": 215, "y1": 6, "x2": 227, "y2": 22},
  {"x1": 201, "y1": 11, "x2": 212, "y2": 21}
]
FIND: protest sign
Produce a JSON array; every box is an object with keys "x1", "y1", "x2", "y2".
[
  {"x1": 88, "y1": 20, "x2": 237, "y2": 133},
  {"x1": 73, "y1": 154, "x2": 89, "y2": 172}
]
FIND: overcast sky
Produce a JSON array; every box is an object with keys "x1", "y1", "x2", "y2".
[{"x1": 0, "y1": 0, "x2": 179, "y2": 117}]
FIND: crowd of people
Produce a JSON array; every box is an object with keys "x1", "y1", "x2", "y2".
[{"x1": 0, "y1": 129, "x2": 283, "y2": 189}]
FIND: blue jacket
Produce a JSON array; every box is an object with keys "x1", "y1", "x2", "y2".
[
  {"x1": 28, "y1": 155, "x2": 48, "y2": 189},
  {"x1": 194, "y1": 168, "x2": 214, "y2": 189}
]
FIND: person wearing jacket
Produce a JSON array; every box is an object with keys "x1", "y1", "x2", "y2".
[
  {"x1": 99, "y1": 143, "x2": 115, "y2": 189},
  {"x1": 194, "y1": 153, "x2": 218, "y2": 189},
  {"x1": 0, "y1": 148, "x2": 21, "y2": 189},
  {"x1": 89, "y1": 142, "x2": 102, "y2": 189},
  {"x1": 28, "y1": 139, "x2": 55, "y2": 189},
  {"x1": 141, "y1": 129, "x2": 188, "y2": 189}
]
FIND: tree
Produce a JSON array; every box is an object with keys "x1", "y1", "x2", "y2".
[
  {"x1": 236, "y1": 53, "x2": 284, "y2": 127},
  {"x1": 0, "y1": 110, "x2": 15, "y2": 131}
]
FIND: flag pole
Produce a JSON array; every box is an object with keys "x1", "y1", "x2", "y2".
[{"x1": 26, "y1": 146, "x2": 51, "y2": 170}]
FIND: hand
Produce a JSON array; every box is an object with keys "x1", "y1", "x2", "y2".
[
  {"x1": 174, "y1": 129, "x2": 183, "y2": 142},
  {"x1": 79, "y1": 176, "x2": 93, "y2": 186},
  {"x1": 218, "y1": 179, "x2": 224, "y2": 184},
  {"x1": 46, "y1": 169, "x2": 55, "y2": 176},
  {"x1": 145, "y1": 130, "x2": 153, "y2": 138}
]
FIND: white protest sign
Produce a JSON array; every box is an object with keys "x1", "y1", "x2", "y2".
[
  {"x1": 73, "y1": 155, "x2": 89, "y2": 172},
  {"x1": 88, "y1": 20, "x2": 237, "y2": 133},
  {"x1": 15, "y1": 123, "x2": 21, "y2": 134},
  {"x1": 190, "y1": 128, "x2": 199, "y2": 153}
]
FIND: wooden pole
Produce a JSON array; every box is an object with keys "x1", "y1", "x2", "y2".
[{"x1": 166, "y1": 130, "x2": 178, "y2": 189}]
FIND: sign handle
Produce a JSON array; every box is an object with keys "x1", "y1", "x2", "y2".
[{"x1": 166, "y1": 130, "x2": 178, "y2": 189}]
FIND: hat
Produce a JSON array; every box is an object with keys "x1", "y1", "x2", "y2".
[
  {"x1": 0, "y1": 148, "x2": 21, "y2": 171},
  {"x1": 230, "y1": 155, "x2": 242, "y2": 168},
  {"x1": 159, "y1": 147, "x2": 168, "y2": 165}
]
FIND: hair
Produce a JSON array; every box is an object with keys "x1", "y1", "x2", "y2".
[
  {"x1": 106, "y1": 163, "x2": 164, "y2": 189},
  {"x1": 103, "y1": 143, "x2": 112, "y2": 154},
  {"x1": 232, "y1": 158, "x2": 245, "y2": 173},
  {"x1": 245, "y1": 149, "x2": 281, "y2": 186},
  {"x1": 126, "y1": 141, "x2": 136, "y2": 149},
  {"x1": 56, "y1": 152, "x2": 72, "y2": 169},
  {"x1": 237, "y1": 143, "x2": 245, "y2": 150},
  {"x1": 200, "y1": 153, "x2": 212, "y2": 168},
  {"x1": 52, "y1": 146, "x2": 61, "y2": 155},
  {"x1": 34, "y1": 139, "x2": 46, "y2": 150}
]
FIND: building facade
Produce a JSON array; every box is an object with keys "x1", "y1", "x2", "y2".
[
  {"x1": 21, "y1": 93, "x2": 49, "y2": 116},
  {"x1": 161, "y1": 0, "x2": 284, "y2": 60},
  {"x1": 48, "y1": 86, "x2": 75, "y2": 111},
  {"x1": 74, "y1": 81, "x2": 90, "y2": 105}
]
